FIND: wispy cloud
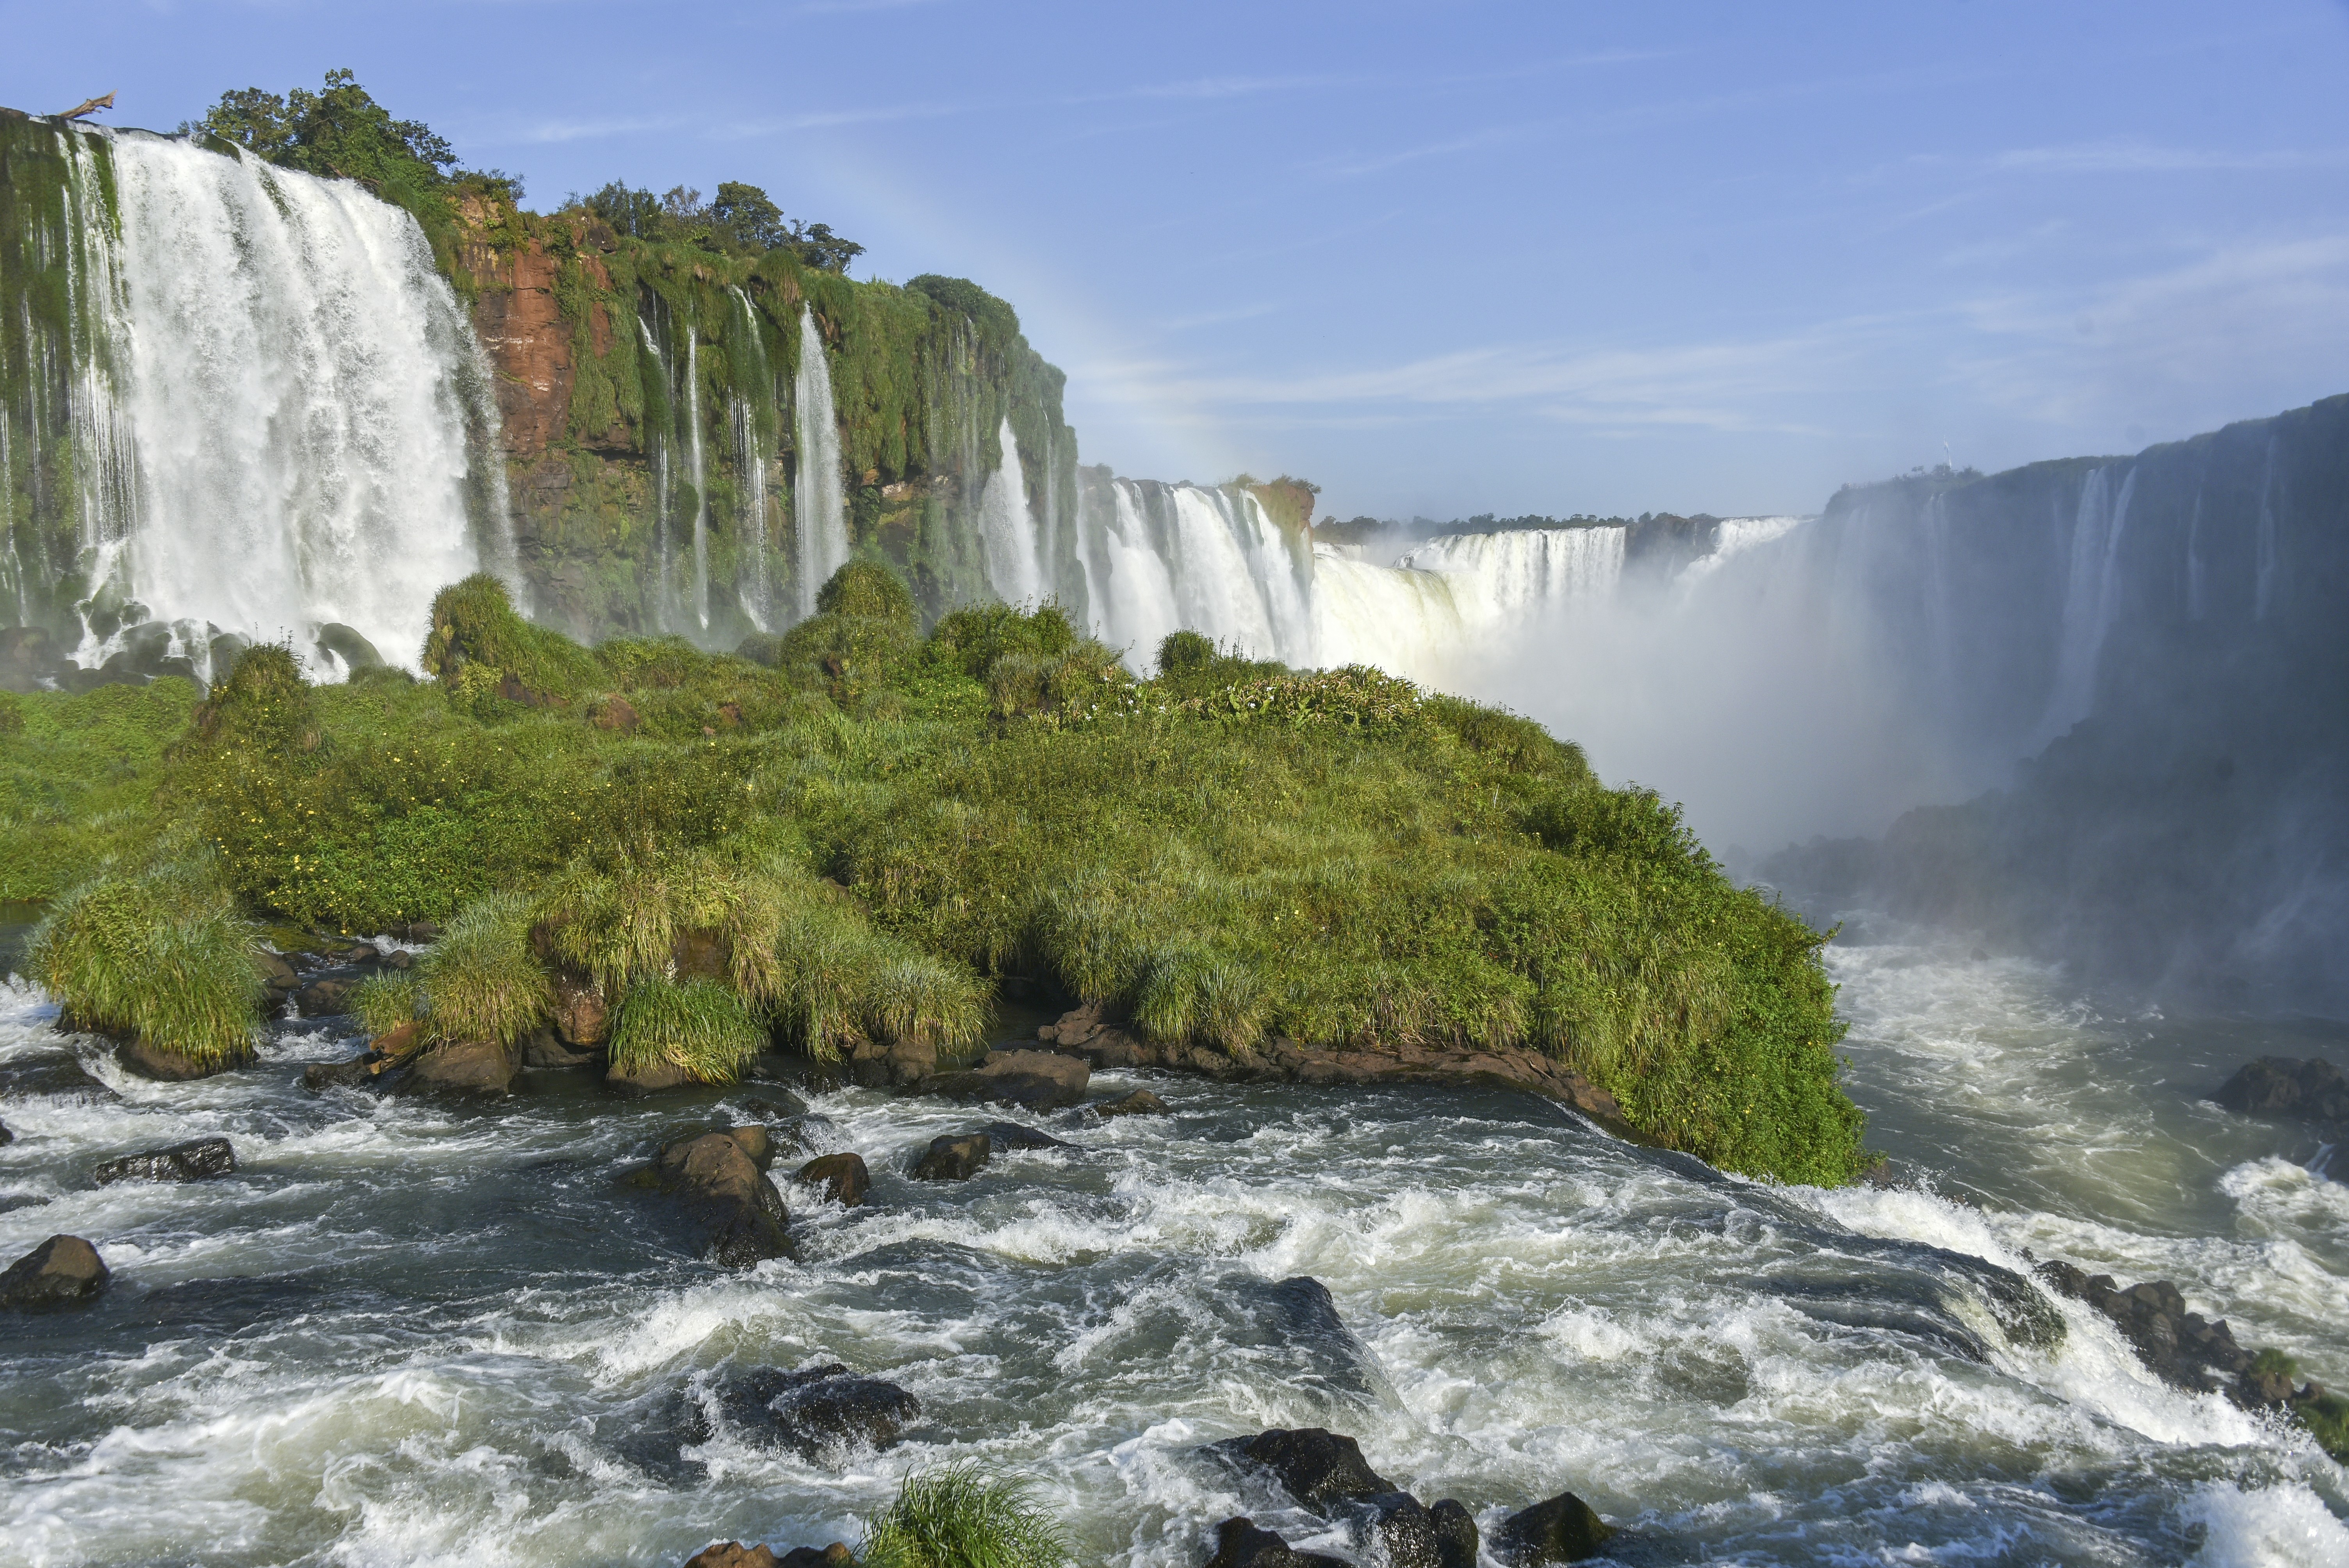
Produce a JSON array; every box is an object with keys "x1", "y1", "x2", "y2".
[{"x1": 1993, "y1": 139, "x2": 2349, "y2": 173}]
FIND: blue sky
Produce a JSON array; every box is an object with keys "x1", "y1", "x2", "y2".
[{"x1": 9, "y1": 0, "x2": 2349, "y2": 519}]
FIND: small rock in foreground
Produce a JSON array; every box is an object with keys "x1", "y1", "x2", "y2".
[
  {"x1": 1491, "y1": 1490, "x2": 1616, "y2": 1566},
  {"x1": 923, "y1": 1048, "x2": 1090, "y2": 1112},
  {"x1": 643, "y1": 1130, "x2": 791, "y2": 1266},
  {"x1": 1203, "y1": 1518, "x2": 1349, "y2": 1568},
  {"x1": 0, "y1": 1234, "x2": 109, "y2": 1311},
  {"x1": 1209, "y1": 1426, "x2": 1398, "y2": 1510},
  {"x1": 302, "y1": 1057, "x2": 373, "y2": 1091},
  {"x1": 794, "y1": 1152, "x2": 870, "y2": 1206},
  {"x1": 93, "y1": 1137, "x2": 236, "y2": 1185},
  {"x1": 979, "y1": 1121, "x2": 1074, "y2": 1151},
  {"x1": 115, "y1": 1039, "x2": 240, "y2": 1082},
  {"x1": 716, "y1": 1363, "x2": 921, "y2": 1459},
  {"x1": 1096, "y1": 1088, "x2": 1169, "y2": 1117},
  {"x1": 911, "y1": 1132, "x2": 991, "y2": 1181},
  {"x1": 401, "y1": 1038, "x2": 519, "y2": 1097}
]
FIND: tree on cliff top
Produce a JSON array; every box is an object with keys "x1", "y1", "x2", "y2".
[
  {"x1": 191, "y1": 70, "x2": 519, "y2": 205},
  {"x1": 574, "y1": 179, "x2": 865, "y2": 272}
]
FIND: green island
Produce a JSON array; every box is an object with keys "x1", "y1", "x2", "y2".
[{"x1": 2, "y1": 560, "x2": 1864, "y2": 1187}]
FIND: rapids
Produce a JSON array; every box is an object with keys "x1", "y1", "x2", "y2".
[{"x1": 1, "y1": 922, "x2": 2342, "y2": 1567}]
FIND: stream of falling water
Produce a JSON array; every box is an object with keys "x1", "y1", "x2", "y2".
[{"x1": 791, "y1": 308, "x2": 849, "y2": 622}]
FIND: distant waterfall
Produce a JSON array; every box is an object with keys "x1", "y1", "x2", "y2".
[
  {"x1": 791, "y1": 307, "x2": 849, "y2": 620},
  {"x1": 16, "y1": 126, "x2": 513, "y2": 675},
  {"x1": 1395, "y1": 527, "x2": 1626, "y2": 627},
  {"x1": 1310, "y1": 548, "x2": 1467, "y2": 672},
  {"x1": 2035, "y1": 466, "x2": 2136, "y2": 746},
  {"x1": 1071, "y1": 477, "x2": 1314, "y2": 667},
  {"x1": 728, "y1": 288, "x2": 775, "y2": 632},
  {"x1": 979, "y1": 417, "x2": 1044, "y2": 603},
  {"x1": 683, "y1": 333, "x2": 710, "y2": 630}
]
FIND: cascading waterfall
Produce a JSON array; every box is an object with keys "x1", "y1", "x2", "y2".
[
  {"x1": 729, "y1": 288, "x2": 775, "y2": 632},
  {"x1": 1394, "y1": 526, "x2": 1626, "y2": 627},
  {"x1": 979, "y1": 417, "x2": 1044, "y2": 604},
  {"x1": 1069, "y1": 477, "x2": 1315, "y2": 666},
  {"x1": 638, "y1": 314, "x2": 677, "y2": 629},
  {"x1": 791, "y1": 306, "x2": 848, "y2": 620},
  {"x1": 5, "y1": 124, "x2": 517, "y2": 675},
  {"x1": 683, "y1": 331, "x2": 710, "y2": 630},
  {"x1": 2036, "y1": 465, "x2": 2136, "y2": 746}
]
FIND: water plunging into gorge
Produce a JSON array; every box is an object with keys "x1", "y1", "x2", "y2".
[
  {"x1": 1, "y1": 124, "x2": 515, "y2": 676},
  {"x1": 791, "y1": 306, "x2": 849, "y2": 622}
]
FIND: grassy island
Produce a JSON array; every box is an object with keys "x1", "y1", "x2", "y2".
[{"x1": 2, "y1": 565, "x2": 1864, "y2": 1185}]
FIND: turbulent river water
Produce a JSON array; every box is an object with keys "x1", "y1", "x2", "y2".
[{"x1": 1, "y1": 918, "x2": 2344, "y2": 1568}]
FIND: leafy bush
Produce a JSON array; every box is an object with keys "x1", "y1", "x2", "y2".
[
  {"x1": 861, "y1": 1463, "x2": 1068, "y2": 1568},
  {"x1": 25, "y1": 851, "x2": 262, "y2": 1065},
  {"x1": 421, "y1": 574, "x2": 602, "y2": 707},
  {"x1": 607, "y1": 976, "x2": 766, "y2": 1082},
  {"x1": 818, "y1": 559, "x2": 918, "y2": 624}
]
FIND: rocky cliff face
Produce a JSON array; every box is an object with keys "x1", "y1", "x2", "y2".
[
  {"x1": 446, "y1": 198, "x2": 1077, "y2": 646},
  {"x1": 1764, "y1": 394, "x2": 2349, "y2": 1014}
]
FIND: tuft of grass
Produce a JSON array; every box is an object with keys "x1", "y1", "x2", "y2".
[
  {"x1": 421, "y1": 573, "x2": 603, "y2": 707},
  {"x1": 818, "y1": 559, "x2": 918, "y2": 624},
  {"x1": 25, "y1": 850, "x2": 262, "y2": 1066},
  {"x1": 419, "y1": 892, "x2": 551, "y2": 1044},
  {"x1": 861, "y1": 1464, "x2": 1069, "y2": 1568},
  {"x1": 352, "y1": 968, "x2": 424, "y2": 1039},
  {"x1": 607, "y1": 975, "x2": 766, "y2": 1082}
]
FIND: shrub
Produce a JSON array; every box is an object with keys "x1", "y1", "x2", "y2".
[
  {"x1": 861, "y1": 1463, "x2": 1068, "y2": 1568},
  {"x1": 25, "y1": 852, "x2": 262, "y2": 1065},
  {"x1": 607, "y1": 975, "x2": 766, "y2": 1082},
  {"x1": 818, "y1": 559, "x2": 918, "y2": 624},
  {"x1": 421, "y1": 892, "x2": 551, "y2": 1044},
  {"x1": 420, "y1": 574, "x2": 602, "y2": 706},
  {"x1": 187, "y1": 642, "x2": 319, "y2": 755}
]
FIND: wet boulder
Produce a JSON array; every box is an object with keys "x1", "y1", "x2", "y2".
[
  {"x1": 294, "y1": 973, "x2": 363, "y2": 1017},
  {"x1": 0, "y1": 1119, "x2": 12, "y2": 1146},
  {"x1": 0, "y1": 1048, "x2": 118, "y2": 1104},
  {"x1": 93, "y1": 1136, "x2": 236, "y2": 1185},
  {"x1": 253, "y1": 950, "x2": 299, "y2": 994},
  {"x1": 979, "y1": 1120, "x2": 1075, "y2": 1151},
  {"x1": 606, "y1": 1057, "x2": 697, "y2": 1096},
  {"x1": 520, "y1": 1026, "x2": 601, "y2": 1071},
  {"x1": 1490, "y1": 1490, "x2": 1616, "y2": 1566},
  {"x1": 714, "y1": 1363, "x2": 921, "y2": 1459},
  {"x1": 794, "y1": 1152, "x2": 870, "y2": 1206},
  {"x1": 2213, "y1": 1057, "x2": 2348, "y2": 1121},
  {"x1": 642, "y1": 1131, "x2": 791, "y2": 1266},
  {"x1": 1096, "y1": 1088, "x2": 1169, "y2": 1117},
  {"x1": 2034, "y1": 1260, "x2": 2250, "y2": 1390},
  {"x1": 1202, "y1": 1518, "x2": 1349, "y2": 1568},
  {"x1": 923, "y1": 1048, "x2": 1090, "y2": 1112},
  {"x1": 314, "y1": 622, "x2": 385, "y2": 673},
  {"x1": 401, "y1": 1038, "x2": 519, "y2": 1097},
  {"x1": 1428, "y1": 1499, "x2": 1479, "y2": 1568},
  {"x1": 302, "y1": 1057, "x2": 374, "y2": 1091},
  {"x1": 0, "y1": 1234, "x2": 109, "y2": 1310},
  {"x1": 115, "y1": 1038, "x2": 243, "y2": 1081},
  {"x1": 911, "y1": 1132, "x2": 991, "y2": 1181},
  {"x1": 1208, "y1": 1427, "x2": 1400, "y2": 1511}
]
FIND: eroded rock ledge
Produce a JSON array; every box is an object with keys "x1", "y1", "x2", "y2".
[{"x1": 1022, "y1": 1002, "x2": 1630, "y2": 1130}]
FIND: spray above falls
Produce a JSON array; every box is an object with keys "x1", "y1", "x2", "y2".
[{"x1": 0, "y1": 119, "x2": 517, "y2": 677}]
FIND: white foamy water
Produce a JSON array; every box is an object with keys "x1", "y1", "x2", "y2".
[
  {"x1": 66, "y1": 128, "x2": 513, "y2": 677},
  {"x1": 0, "y1": 922, "x2": 2342, "y2": 1567}
]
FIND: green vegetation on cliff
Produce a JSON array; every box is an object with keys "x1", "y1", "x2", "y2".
[{"x1": 0, "y1": 567, "x2": 1864, "y2": 1184}]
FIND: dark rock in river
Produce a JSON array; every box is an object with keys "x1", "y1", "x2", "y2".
[
  {"x1": 794, "y1": 1153, "x2": 869, "y2": 1206},
  {"x1": 253, "y1": 950, "x2": 299, "y2": 993},
  {"x1": 912, "y1": 1132, "x2": 991, "y2": 1181},
  {"x1": 314, "y1": 622, "x2": 385, "y2": 672},
  {"x1": 94, "y1": 1137, "x2": 236, "y2": 1185},
  {"x1": 1035, "y1": 1002, "x2": 1627, "y2": 1127},
  {"x1": 1208, "y1": 1426, "x2": 1399, "y2": 1510},
  {"x1": 606, "y1": 1056, "x2": 696, "y2": 1096},
  {"x1": 683, "y1": 1545, "x2": 776, "y2": 1568},
  {"x1": 116, "y1": 1038, "x2": 242, "y2": 1081},
  {"x1": 401, "y1": 1038, "x2": 518, "y2": 1097},
  {"x1": 643, "y1": 1130, "x2": 791, "y2": 1266},
  {"x1": 303, "y1": 1055, "x2": 374, "y2": 1090},
  {"x1": 1203, "y1": 1518, "x2": 1350, "y2": 1568},
  {"x1": 1492, "y1": 1491, "x2": 1616, "y2": 1566},
  {"x1": 923, "y1": 1048, "x2": 1090, "y2": 1112},
  {"x1": 1428, "y1": 1499, "x2": 1479, "y2": 1568},
  {"x1": 294, "y1": 973, "x2": 361, "y2": 1017},
  {"x1": 713, "y1": 1363, "x2": 921, "y2": 1459},
  {"x1": 0, "y1": 1234, "x2": 109, "y2": 1310},
  {"x1": 2213, "y1": 1056, "x2": 2348, "y2": 1121},
  {"x1": 979, "y1": 1120, "x2": 1074, "y2": 1151},
  {"x1": 0, "y1": 1049, "x2": 118, "y2": 1104},
  {"x1": 2033, "y1": 1260, "x2": 2252, "y2": 1391},
  {"x1": 519, "y1": 1026, "x2": 601, "y2": 1071},
  {"x1": 0, "y1": 1119, "x2": 12, "y2": 1145},
  {"x1": 1096, "y1": 1087, "x2": 1169, "y2": 1117}
]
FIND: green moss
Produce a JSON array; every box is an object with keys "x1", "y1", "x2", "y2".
[{"x1": 25, "y1": 849, "x2": 262, "y2": 1065}]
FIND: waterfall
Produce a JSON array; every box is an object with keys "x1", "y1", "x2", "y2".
[
  {"x1": 791, "y1": 307, "x2": 848, "y2": 620},
  {"x1": 683, "y1": 331, "x2": 709, "y2": 630},
  {"x1": 18, "y1": 126, "x2": 514, "y2": 675},
  {"x1": 729, "y1": 289, "x2": 774, "y2": 632},
  {"x1": 979, "y1": 417, "x2": 1044, "y2": 603},
  {"x1": 1069, "y1": 478, "x2": 1314, "y2": 667},
  {"x1": 1394, "y1": 527, "x2": 1626, "y2": 629},
  {"x1": 2036, "y1": 465, "x2": 2137, "y2": 745},
  {"x1": 1310, "y1": 547, "x2": 1468, "y2": 674},
  {"x1": 636, "y1": 314, "x2": 676, "y2": 629}
]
